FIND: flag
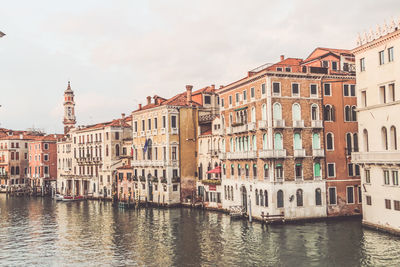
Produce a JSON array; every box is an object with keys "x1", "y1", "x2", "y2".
[{"x1": 143, "y1": 139, "x2": 148, "y2": 154}]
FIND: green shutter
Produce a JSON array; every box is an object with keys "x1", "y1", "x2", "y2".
[
  {"x1": 314, "y1": 163, "x2": 321, "y2": 177},
  {"x1": 264, "y1": 164, "x2": 269, "y2": 169}
]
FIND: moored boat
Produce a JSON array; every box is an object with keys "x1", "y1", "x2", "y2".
[{"x1": 61, "y1": 195, "x2": 85, "y2": 202}]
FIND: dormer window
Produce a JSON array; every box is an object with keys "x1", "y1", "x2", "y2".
[
  {"x1": 276, "y1": 67, "x2": 283, "y2": 72},
  {"x1": 285, "y1": 67, "x2": 291, "y2": 72},
  {"x1": 322, "y1": 61, "x2": 329, "y2": 68},
  {"x1": 332, "y1": 61, "x2": 338, "y2": 70}
]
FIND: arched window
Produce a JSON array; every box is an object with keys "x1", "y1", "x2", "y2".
[
  {"x1": 363, "y1": 129, "x2": 369, "y2": 152},
  {"x1": 235, "y1": 137, "x2": 239, "y2": 151},
  {"x1": 274, "y1": 133, "x2": 283, "y2": 150},
  {"x1": 382, "y1": 127, "x2": 388, "y2": 150},
  {"x1": 222, "y1": 139, "x2": 225, "y2": 152},
  {"x1": 207, "y1": 163, "x2": 211, "y2": 179},
  {"x1": 351, "y1": 106, "x2": 357, "y2": 121},
  {"x1": 326, "y1": 133, "x2": 334, "y2": 150},
  {"x1": 251, "y1": 107, "x2": 256, "y2": 123},
  {"x1": 252, "y1": 135, "x2": 257, "y2": 150},
  {"x1": 346, "y1": 133, "x2": 352, "y2": 155},
  {"x1": 255, "y1": 189, "x2": 259, "y2": 205},
  {"x1": 259, "y1": 190, "x2": 264, "y2": 206},
  {"x1": 264, "y1": 190, "x2": 268, "y2": 207},
  {"x1": 311, "y1": 104, "x2": 319, "y2": 120},
  {"x1": 273, "y1": 103, "x2": 282, "y2": 120},
  {"x1": 353, "y1": 133, "x2": 359, "y2": 152},
  {"x1": 264, "y1": 164, "x2": 269, "y2": 179},
  {"x1": 240, "y1": 137, "x2": 243, "y2": 151},
  {"x1": 314, "y1": 162, "x2": 321, "y2": 178},
  {"x1": 277, "y1": 190, "x2": 284, "y2": 208},
  {"x1": 247, "y1": 136, "x2": 251, "y2": 151},
  {"x1": 198, "y1": 164, "x2": 203, "y2": 180},
  {"x1": 229, "y1": 113, "x2": 233, "y2": 126},
  {"x1": 292, "y1": 103, "x2": 301, "y2": 121},
  {"x1": 231, "y1": 164, "x2": 234, "y2": 176},
  {"x1": 296, "y1": 189, "x2": 303, "y2": 207},
  {"x1": 324, "y1": 105, "x2": 335, "y2": 121},
  {"x1": 390, "y1": 126, "x2": 397, "y2": 150},
  {"x1": 243, "y1": 136, "x2": 248, "y2": 151},
  {"x1": 237, "y1": 164, "x2": 241, "y2": 176},
  {"x1": 230, "y1": 138, "x2": 233, "y2": 152},
  {"x1": 312, "y1": 133, "x2": 320, "y2": 149},
  {"x1": 262, "y1": 104, "x2": 267, "y2": 121},
  {"x1": 315, "y1": 188, "x2": 322, "y2": 206},
  {"x1": 115, "y1": 144, "x2": 120, "y2": 157},
  {"x1": 253, "y1": 164, "x2": 257, "y2": 177},
  {"x1": 263, "y1": 134, "x2": 268, "y2": 150},
  {"x1": 345, "y1": 106, "x2": 351, "y2": 121},
  {"x1": 294, "y1": 133, "x2": 302, "y2": 150},
  {"x1": 245, "y1": 164, "x2": 249, "y2": 177}
]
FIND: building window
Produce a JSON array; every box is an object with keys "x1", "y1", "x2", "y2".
[
  {"x1": 235, "y1": 93, "x2": 239, "y2": 103},
  {"x1": 171, "y1": 116, "x2": 177, "y2": 128},
  {"x1": 148, "y1": 119, "x2": 152, "y2": 130},
  {"x1": 382, "y1": 127, "x2": 388, "y2": 150},
  {"x1": 171, "y1": 147, "x2": 177, "y2": 160},
  {"x1": 347, "y1": 187, "x2": 354, "y2": 204},
  {"x1": 295, "y1": 164, "x2": 302, "y2": 180},
  {"x1": 272, "y1": 82, "x2": 281, "y2": 96},
  {"x1": 242, "y1": 90, "x2": 247, "y2": 101},
  {"x1": 361, "y1": 91, "x2": 367, "y2": 107},
  {"x1": 277, "y1": 190, "x2": 284, "y2": 208},
  {"x1": 380, "y1": 86, "x2": 386, "y2": 104},
  {"x1": 250, "y1": 87, "x2": 255, "y2": 98},
  {"x1": 379, "y1": 50, "x2": 385, "y2": 65},
  {"x1": 360, "y1": 58, "x2": 365, "y2": 71},
  {"x1": 162, "y1": 116, "x2": 166, "y2": 128},
  {"x1": 326, "y1": 133, "x2": 334, "y2": 150},
  {"x1": 332, "y1": 61, "x2": 338, "y2": 70},
  {"x1": 348, "y1": 163, "x2": 354, "y2": 177},
  {"x1": 134, "y1": 121, "x2": 138, "y2": 132},
  {"x1": 385, "y1": 199, "x2": 391, "y2": 209},
  {"x1": 315, "y1": 188, "x2": 322, "y2": 206},
  {"x1": 324, "y1": 83, "x2": 331, "y2": 96},
  {"x1": 229, "y1": 95, "x2": 232, "y2": 105},
  {"x1": 323, "y1": 105, "x2": 335, "y2": 121},
  {"x1": 296, "y1": 189, "x2": 303, "y2": 207},
  {"x1": 389, "y1": 84, "x2": 395, "y2": 102},
  {"x1": 366, "y1": 196, "x2": 372, "y2": 205},
  {"x1": 285, "y1": 67, "x2": 291, "y2": 72},
  {"x1": 154, "y1": 118, "x2": 158, "y2": 129},
  {"x1": 221, "y1": 98, "x2": 225, "y2": 108},
  {"x1": 310, "y1": 84, "x2": 317, "y2": 97},
  {"x1": 392, "y1": 170, "x2": 399, "y2": 186},
  {"x1": 292, "y1": 83, "x2": 299, "y2": 96},
  {"x1": 365, "y1": 169, "x2": 371, "y2": 183},
  {"x1": 384, "y1": 170, "x2": 390, "y2": 185},
  {"x1": 275, "y1": 165, "x2": 283, "y2": 181},
  {"x1": 394, "y1": 200, "x2": 400, "y2": 211},
  {"x1": 388, "y1": 47, "x2": 394, "y2": 62},
  {"x1": 276, "y1": 67, "x2": 283, "y2": 71},
  {"x1": 327, "y1": 163, "x2": 335, "y2": 177},
  {"x1": 204, "y1": 95, "x2": 211, "y2": 104},
  {"x1": 322, "y1": 60, "x2": 329, "y2": 68},
  {"x1": 329, "y1": 187, "x2": 337, "y2": 205},
  {"x1": 264, "y1": 164, "x2": 269, "y2": 179},
  {"x1": 261, "y1": 83, "x2": 266, "y2": 95}
]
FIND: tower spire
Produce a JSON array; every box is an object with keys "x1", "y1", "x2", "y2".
[{"x1": 63, "y1": 81, "x2": 76, "y2": 134}]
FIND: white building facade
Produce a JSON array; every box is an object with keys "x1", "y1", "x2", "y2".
[{"x1": 352, "y1": 21, "x2": 400, "y2": 235}]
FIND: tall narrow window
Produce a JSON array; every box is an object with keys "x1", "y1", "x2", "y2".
[
  {"x1": 296, "y1": 189, "x2": 303, "y2": 207},
  {"x1": 294, "y1": 133, "x2": 301, "y2": 150},
  {"x1": 380, "y1": 86, "x2": 386, "y2": 104},
  {"x1": 274, "y1": 133, "x2": 283, "y2": 150},
  {"x1": 261, "y1": 83, "x2": 266, "y2": 95},
  {"x1": 382, "y1": 127, "x2": 388, "y2": 150},
  {"x1": 351, "y1": 106, "x2": 357, "y2": 121},
  {"x1": 363, "y1": 129, "x2": 369, "y2": 152},
  {"x1": 292, "y1": 103, "x2": 301, "y2": 121},
  {"x1": 315, "y1": 188, "x2": 322, "y2": 206},
  {"x1": 277, "y1": 190, "x2": 284, "y2": 208},
  {"x1": 345, "y1": 106, "x2": 351, "y2": 121},
  {"x1": 314, "y1": 162, "x2": 321, "y2": 178},
  {"x1": 262, "y1": 104, "x2": 267, "y2": 121},
  {"x1": 264, "y1": 164, "x2": 269, "y2": 179},
  {"x1": 292, "y1": 83, "x2": 299, "y2": 96},
  {"x1": 389, "y1": 83, "x2": 395, "y2": 102},
  {"x1": 347, "y1": 187, "x2": 354, "y2": 204},
  {"x1": 171, "y1": 116, "x2": 177, "y2": 128},
  {"x1": 326, "y1": 133, "x2": 334, "y2": 150},
  {"x1": 361, "y1": 91, "x2": 367, "y2": 107},
  {"x1": 324, "y1": 84, "x2": 331, "y2": 96},
  {"x1": 311, "y1": 105, "x2": 318, "y2": 120},
  {"x1": 263, "y1": 134, "x2": 268, "y2": 150},
  {"x1": 329, "y1": 187, "x2": 337, "y2": 205},
  {"x1": 251, "y1": 107, "x2": 256, "y2": 123},
  {"x1": 379, "y1": 50, "x2": 385, "y2": 65},
  {"x1": 273, "y1": 103, "x2": 282, "y2": 120},
  {"x1": 353, "y1": 133, "x2": 359, "y2": 152},
  {"x1": 388, "y1": 47, "x2": 394, "y2": 62},
  {"x1": 343, "y1": 84, "x2": 349, "y2": 96},
  {"x1": 273, "y1": 83, "x2": 281, "y2": 96},
  {"x1": 346, "y1": 133, "x2": 352, "y2": 155},
  {"x1": 310, "y1": 84, "x2": 317, "y2": 97},
  {"x1": 390, "y1": 126, "x2": 397, "y2": 150},
  {"x1": 360, "y1": 58, "x2": 365, "y2": 71},
  {"x1": 251, "y1": 87, "x2": 255, "y2": 98},
  {"x1": 312, "y1": 133, "x2": 320, "y2": 149}
]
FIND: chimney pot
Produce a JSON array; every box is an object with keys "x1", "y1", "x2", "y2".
[
  {"x1": 280, "y1": 55, "x2": 285, "y2": 61},
  {"x1": 139, "y1": 104, "x2": 142, "y2": 110},
  {"x1": 146, "y1": 96, "x2": 151, "y2": 105},
  {"x1": 186, "y1": 85, "x2": 193, "y2": 106},
  {"x1": 121, "y1": 113, "x2": 125, "y2": 119}
]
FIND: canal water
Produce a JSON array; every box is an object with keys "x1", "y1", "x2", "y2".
[{"x1": 0, "y1": 195, "x2": 399, "y2": 267}]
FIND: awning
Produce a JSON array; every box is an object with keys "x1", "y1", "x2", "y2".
[
  {"x1": 207, "y1": 166, "x2": 221, "y2": 174},
  {"x1": 234, "y1": 106, "x2": 248, "y2": 111}
]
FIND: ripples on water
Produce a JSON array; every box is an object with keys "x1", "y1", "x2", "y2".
[{"x1": 0, "y1": 195, "x2": 399, "y2": 267}]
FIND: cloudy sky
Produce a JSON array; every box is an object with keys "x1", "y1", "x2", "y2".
[{"x1": 0, "y1": 0, "x2": 398, "y2": 133}]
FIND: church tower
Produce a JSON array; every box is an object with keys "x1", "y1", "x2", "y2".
[{"x1": 63, "y1": 81, "x2": 76, "y2": 134}]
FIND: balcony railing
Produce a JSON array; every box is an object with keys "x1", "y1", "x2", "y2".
[
  {"x1": 248, "y1": 122, "x2": 256, "y2": 131},
  {"x1": 311, "y1": 120, "x2": 323, "y2": 128},
  {"x1": 232, "y1": 123, "x2": 248, "y2": 134},
  {"x1": 259, "y1": 149, "x2": 287, "y2": 158},
  {"x1": 274, "y1": 178, "x2": 283, "y2": 183},
  {"x1": 293, "y1": 149, "x2": 306, "y2": 157},
  {"x1": 219, "y1": 152, "x2": 226, "y2": 160},
  {"x1": 171, "y1": 128, "x2": 179, "y2": 135},
  {"x1": 273, "y1": 119, "x2": 285, "y2": 128},
  {"x1": 352, "y1": 151, "x2": 400, "y2": 164},
  {"x1": 258, "y1": 120, "x2": 267, "y2": 129},
  {"x1": 226, "y1": 151, "x2": 257, "y2": 159},
  {"x1": 160, "y1": 128, "x2": 166, "y2": 135},
  {"x1": 293, "y1": 120, "x2": 304, "y2": 128},
  {"x1": 312, "y1": 149, "x2": 325, "y2": 157}
]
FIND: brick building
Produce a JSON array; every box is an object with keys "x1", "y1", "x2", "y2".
[{"x1": 302, "y1": 48, "x2": 361, "y2": 217}]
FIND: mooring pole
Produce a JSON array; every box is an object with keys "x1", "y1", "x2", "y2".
[{"x1": 248, "y1": 194, "x2": 252, "y2": 223}]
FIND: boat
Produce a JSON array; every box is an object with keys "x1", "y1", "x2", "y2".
[
  {"x1": 54, "y1": 194, "x2": 64, "y2": 201},
  {"x1": 61, "y1": 195, "x2": 85, "y2": 202}
]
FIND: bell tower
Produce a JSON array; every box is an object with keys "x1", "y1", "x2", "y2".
[{"x1": 63, "y1": 81, "x2": 76, "y2": 134}]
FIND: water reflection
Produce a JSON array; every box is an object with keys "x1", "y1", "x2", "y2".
[{"x1": 0, "y1": 195, "x2": 399, "y2": 266}]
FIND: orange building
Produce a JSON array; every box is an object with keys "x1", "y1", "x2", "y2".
[{"x1": 302, "y1": 48, "x2": 361, "y2": 217}]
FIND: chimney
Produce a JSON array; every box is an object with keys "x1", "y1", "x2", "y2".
[
  {"x1": 139, "y1": 104, "x2": 142, "y2": 110},
  {"x1": 211, "y1": 84, "x2": 215, "y2": 90},
  {"x1": 219, "y1": 85, "x2": 223, "y2": 89},
  {"x1": 146, "y1": 96, "x2": 151, "y2": 105},
  {"x1": 186, "y1": 85, "x2": 193, "y2": 106},
  {"x1": 121, "y1": 113, "x2": 125, "y2": 119},
  {"x1": 280, "y1": 55, "x2": 285, "y2": 61}
]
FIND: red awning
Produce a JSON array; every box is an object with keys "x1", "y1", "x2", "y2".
[{"x1": 207, "y1": 166, "x2": 221, "y2": 174}]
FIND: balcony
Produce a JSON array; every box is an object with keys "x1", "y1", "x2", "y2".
[
  {"x1": 293, "y1": 149, "x2": 306, "y2": 157},
  {"x1": 259, "y1": 149, "x2": 287, "y2": 158},
  {"x1": 293, "y1": 120, "x2": 304, "y2": 128},
  {"x1": 146, "y1": 130, "x2": 152, "y2": 136},
  {"x1": 140, "y1": 131, "x2": 145, "y2": 137},
  {"x1": 312, "y1": 149, "x2": 325, "y2": 157},
  {"x1": 311, "y1": 120, "x2": 323, "y2": 128},
  {"x1": 152, "y1": 129, "x2": 158, "y2": 135},
  {"x1": 352, "y1": 151, "x2": 400, "y2": 164},
  {"x1": 219, "y1": 152, "x2": 226, "y2": 160},
  {"x1": 248, "y1": 122, "x2": 256, "y2": 131},
  {"x1": 258, "y1": 120, "x2": 267, "y2": 129},
  {"x1": 160, "y1": 128, "x2": 166, "y2": 135},
  {"x1": 171, "y1": 128, "x2": 179, "y2": 135},
  {"x1": 274, "y1": 178, "x2": 283, "y2": 183},
  {"x1": 131, "y1": 160, "x2": 153, "y2": 167},
  {"x1": 232, "y1": 123, "x2": 247, "y2": 134},
  {"x1": 226, "y1": 151, "x2": 257, "y2": 160},
  {"x1": 273, "y1": 119, "x2": 285, "y2": 128}
]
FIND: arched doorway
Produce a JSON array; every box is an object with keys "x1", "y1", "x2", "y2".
[{"x1": 241, "y1": 185, "x2": 247, "y2": 212}]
